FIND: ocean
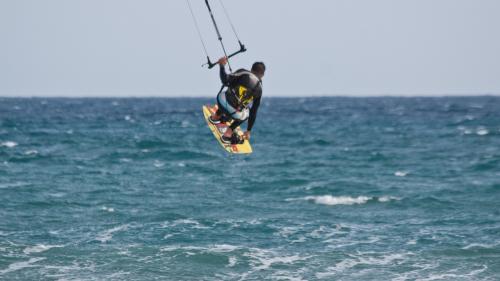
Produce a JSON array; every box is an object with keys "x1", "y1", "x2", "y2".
[{"x1": 1, "y1": 97, "x2": 499, "y2": 280}]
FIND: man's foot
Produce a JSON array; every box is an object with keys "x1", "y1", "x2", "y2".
[
  {"x1": 220, "y1": 133, "x2": 243, "y2": 145},
  {"x1": 209, "y1": 115, "x2": 221, "y2": 125},
  {"x1": 220, "y1": 134, "x2": 232, "y2": 144}
]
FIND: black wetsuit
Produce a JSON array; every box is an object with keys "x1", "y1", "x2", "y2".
[{"x1": 217, "y1": 65, "x2": 263, "y2": 131}]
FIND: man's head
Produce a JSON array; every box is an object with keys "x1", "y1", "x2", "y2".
[{"x1": 251, "y1": 62, "x2": 266, "y2": 79}]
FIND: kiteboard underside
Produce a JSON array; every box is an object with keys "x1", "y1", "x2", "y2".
[{"x1": 202, "y1": 104, "x2": 252, "y2": 154}]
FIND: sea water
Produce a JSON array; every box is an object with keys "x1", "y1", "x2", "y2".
[{"x1": 1, "y1": 97, "x2": 499, "y2": 280}]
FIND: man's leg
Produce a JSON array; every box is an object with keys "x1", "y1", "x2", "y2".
[
  {"x1": 211, "y1": 91, "x2": 230, "y2": 122},
  {"x1": 211, "y1": 107, "x2": 223, "y2": 121},
  {"x1": 222, "y1": 120, "x2": 243, "y2": 138}
]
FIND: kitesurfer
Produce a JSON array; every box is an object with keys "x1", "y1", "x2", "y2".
[{"x1": 209, "y1": 57, "x2": 265, "y2": 144}]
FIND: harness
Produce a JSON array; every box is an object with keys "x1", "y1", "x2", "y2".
[{"x1": 225, "y1": 71, "x2": 261, "y2": 109}]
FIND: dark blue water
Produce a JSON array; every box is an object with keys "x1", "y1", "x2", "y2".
[{"x1": 1, "y1": 97, "x2": 500, "y2": 280}]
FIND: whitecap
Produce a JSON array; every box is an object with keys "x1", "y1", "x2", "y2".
[
  {"x1": 228, "y1": 256, "x2": 237, "y2": 267},
  {"x1": 1, "y1": 141, "x2": 18, "y2": 148},
  {"x1": 407, "y1": 239, "x2": 417, "y2": 245},
  {"x1": 0, "y1": 257, "x2": 45, "y2": 274},
  {"x1": 95, "y1": 224, "x2": 129, "y2": 243},
  {"x1": 24, "y1": 150, "x2": 38, "y2": 156},
  {"x1": 290, "y1": 195, "x2": 399, "y2": 206},
  {"x1": 101, "y1": 206, "x2": 115, "y2": 213},
  {"x1": 170, "y1": 219, "x2": 209, "y2": 229},
  {"x1": 210, "y1": 244, "x2": 239, "y2": 253},
  {"x1": 462, "y1": 242, "x2": 498, "y2": 250},
  {"x1": 245, "y1": 248, "x2": 309, "y2": 271},
  {"x1": 153, "y1": 160, "x2": 165, "y2": 168},
  {"x1": 418, "y1": 265, "x2": 487, "y2": 281},
  {"x1": 163, "y1": 234, "x2": 175, "y2": 239},
  {"x1": 23, "y1": 244, "x2": 63, "y2": 255},
  {"x1": 304, "y1": 195, "x2": 371, "y2": 206},
  {"x1": 476, "y1": 127, "x2": 489, "y2": 136},
  {"x1": 316, "y1": 253, "x2": 407, "y2": 278},
  {"x1": 378, "y1": 196, "x2": 400, "y2": 202},
  {"x1": 395, "y1": 171, "x2": 408, "y2": 177}
]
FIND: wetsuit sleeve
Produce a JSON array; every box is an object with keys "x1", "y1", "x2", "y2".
[
  {"x1": 219, "y1": 64, "x2": 236, "y2": 86},
  {"x1": 247, "y1": 96, "x2": 261, "y2": 131}
]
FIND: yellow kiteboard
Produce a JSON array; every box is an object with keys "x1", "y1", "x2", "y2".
[{"x1": 202, "y1": 104, "x2": 252, "y2": 154}]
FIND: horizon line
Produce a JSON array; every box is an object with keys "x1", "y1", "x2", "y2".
[{"x1": 1, "y1": 93, "x2": 500, "y2": 99}]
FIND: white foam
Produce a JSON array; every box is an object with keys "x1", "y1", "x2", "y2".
[
  {"x1": 159, "y1": 244, "x2": 238, "y2": 254},
  {"x1": 24, "y1": 150, "x2": 38, "y2": 155},
  {"x1": 462, "y1": 242, "x2": 498, "y2": 250},
  {"x1": 246, "y1": 248, "x2": 308, "y2": 271},
  {"x1": 153, "y1": 160, "x2": 165, "y2": 168},
  {"x1": 162, "y1": 219, "x2": 210, "y2": 229},
  {"x1": 418, "y1": 265, "x2": 487, "y2": 281},
  {"x1": 101, "y1": 206, "x2": 115, "y2": 213},
  {"x1": 95, "y1": 224, "x2": 128, "y2": 243},
  {"x1": 476, "y1": 127, "x2": 489, "y2": 136},
  {"x1": 210, "y1": 244, "x2": 239, "y2": 253},
  {"x1": 378, "y1": 196, "x2": 400, "y2": 202},
  {"x1": 395, "y1": 171, "x2": 408, "y2": 177},
  {"x1": 0, "y1": 257, "x2": 45, "y2": 274},
  {"x1": 316, "y1": 253, "x2": 407, "y2": 278},
  {"x1": 163, "y1": 234, "x2": 175, "y2": 239},
  {"x1": 228, "y1": 256, "x2": 237, "y2": 267},
  {"x1": 23, "y1": 244, "x2": 63, "y2": 254},
  {"x1": 407, "y1": 239, "x2": 417, "y2": 245},
  {"x1": 304, "y1": 195, "x2": 371, "y2": 206},
  {"x1": 0, "y1": 141, "x2": 18, "y2": 148},
  {"x1": 277, "y1": 226, "x2": 300, "y2": 238}
]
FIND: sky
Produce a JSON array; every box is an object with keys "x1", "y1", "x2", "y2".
[{"x1": 1, "y1": 0, "x2": 499, "y2": 97}]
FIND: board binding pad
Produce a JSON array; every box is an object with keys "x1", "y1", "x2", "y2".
[{"x1": 202, "y1": 104, "x2": 252, "y2": 154}]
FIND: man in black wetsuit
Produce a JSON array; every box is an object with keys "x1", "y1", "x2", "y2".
[{"x1": 209, "y1": 57, "x2": 265, "y2": 144}]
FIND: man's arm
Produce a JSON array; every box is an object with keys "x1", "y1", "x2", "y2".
[
  {"x1": 218, "y1": 57, "x2": 235, "y2": 86},
  {"x1": 219, "y1": 63, "x2": 230, "y2": 85},
  {"x1": 247, "y1": 96, "x2": 261, "y2": 132}
]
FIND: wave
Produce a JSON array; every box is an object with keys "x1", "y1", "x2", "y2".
[
  {"x1": 288, "y1": 195, "x2": 400, "y2": 206},
  {"x1": 95, "y1": 224, "x2": 129, "y2": 243},
  {"x1": 316, "y1": 253, "x2": 408, "y2": 278},
  {"x1": 0, "y1": 257, "x2": 45, "y2": 275},
  {"x1": 23, "y1": 244, "x2": 64, "y2": 255},
  {"x1": 0, "y1": 141, "x2": 17, "y2": 148}
]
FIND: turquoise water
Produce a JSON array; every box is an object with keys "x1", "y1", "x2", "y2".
[{"x1": 1, "y1": 97, "x2": 500, "y2": 280}]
